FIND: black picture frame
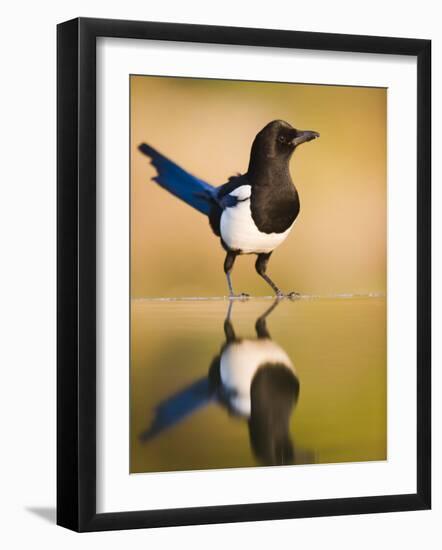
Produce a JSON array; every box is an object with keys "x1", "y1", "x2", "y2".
[{"x1": 57, "y1": 17, "x2": 431, "y2": 532}]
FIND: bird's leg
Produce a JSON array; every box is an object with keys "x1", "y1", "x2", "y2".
[
  {"x1": 224, "y1": 251, "x2": 249, "y2": 299},
  {"x1": 255, "y1": 298, "x2": 281, "y2": 339},
  {"x1": 224, "y1": 251, "x2": 236, "y2": 296},
  {"x1": 255, "y1": 253, "x2": 299, "y2": 299},
  {"x1": 255, "y1": 253, "x2": 281, "y2": 295},
  {"x1": 224, "y1": 300, "x2": 236, "y2": 342}
]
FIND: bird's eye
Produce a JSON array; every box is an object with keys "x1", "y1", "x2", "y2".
[{"x1": 277, "y1": 135, "x2": 286, "y2": 143}]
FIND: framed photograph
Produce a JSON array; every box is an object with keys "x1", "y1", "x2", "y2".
[{"x1": 57, "y1": 17, "x2": 431, "y2": 532}]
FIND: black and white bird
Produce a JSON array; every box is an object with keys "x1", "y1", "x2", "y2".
[
  {"x1": 139, "y1": 120, "x2": 319, "y2": 297},
  {"x1": 140, "y1": 300, "x2": 301, "y2": 466},
  {"x1": 210, "y1": 299, "x2": 300, "y2": 466}
]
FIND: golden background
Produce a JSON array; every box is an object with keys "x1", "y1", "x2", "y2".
[{"x1": 131, "y1": 76, "x2": 386, "y2": 298}]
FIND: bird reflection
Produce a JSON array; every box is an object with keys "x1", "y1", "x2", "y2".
[{"x1": 140, "y1": 299, "x2": 302, "y2": 467}]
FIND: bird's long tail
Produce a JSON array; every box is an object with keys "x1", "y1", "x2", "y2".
[
  {"x1": 139, "y1": 378, "x2": 212, "y2": 442},
  {"x1": 138, "y1": 143, "x2": 215, "y2": 215}
]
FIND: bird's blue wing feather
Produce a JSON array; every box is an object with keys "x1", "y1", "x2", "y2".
[
  {"x1": 138, "y1": 143, "x2": 215, "y2": 215},
  {"x1": 217, "y1": 193, "x2": 239, "y2": 209},
  {"x1": 214, "y1": 174, "x2": 250, "y2": 209}
]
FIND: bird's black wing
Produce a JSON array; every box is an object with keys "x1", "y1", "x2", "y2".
[{"x1": 209, "y1": 174, "x2": 250, "y2": 236}]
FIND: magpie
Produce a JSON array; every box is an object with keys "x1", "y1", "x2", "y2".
[
  {"x1": 139, "y1": 299, "x2": 301, "y2": 466},
  {"x1": 210, "y1": 299, "x2": 300, "y2": 466},
  {"x1": 138, "y1": 120, "x2": 319, "y2": 298}
]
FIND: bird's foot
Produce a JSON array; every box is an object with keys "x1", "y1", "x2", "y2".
[
  {"x1": 229, "y1": 292, "x2": 250, "y2": 301},
  {"x1": 276, "y1": 290, "x2": 300, "y2": 300}
]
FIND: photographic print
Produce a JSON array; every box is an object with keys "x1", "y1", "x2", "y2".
[
  {"x1": 57, "y1": 18, "x2": 431, "y2": 531},
  {"x1": 130, "y1": 75, "x2": 387, "y2": 474}
]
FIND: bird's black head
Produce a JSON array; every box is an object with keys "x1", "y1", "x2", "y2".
[{"x1": 249, "y1": 120, "x2": 319, "y2": 166}]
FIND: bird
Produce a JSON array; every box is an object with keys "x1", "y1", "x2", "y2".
[
  {"x1": 210, "y1": 299, "x2": 300, "y2": 466},
  {"x1": 139, "y1": 299, "x2": 302, "y2": 466},
  {"x1": 138, "y1": 120, "x2": 319, "y2": 298}
]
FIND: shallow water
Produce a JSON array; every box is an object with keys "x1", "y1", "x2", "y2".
[{"x1": 130, "y1": 297, "x2": 386, "y2": 473}]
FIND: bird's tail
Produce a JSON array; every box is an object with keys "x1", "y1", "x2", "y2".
[
  {"x1": 139, "y1": 377, "x2": 212, "y2": 442},
  {"x1": 138, "y1": 143, "x2": 215, "y2": 215}
]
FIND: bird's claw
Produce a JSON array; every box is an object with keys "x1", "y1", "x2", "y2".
[
  {"x1": 276, "y1": 291, "x2": 300, "y2": 300},
  {"x1": 229, "y1": 292, "x2": 250, "y2": 300}
]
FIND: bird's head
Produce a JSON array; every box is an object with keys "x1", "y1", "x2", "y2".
[{"x1": 250, "y1": 120, "x2": 320, "y2": 164}]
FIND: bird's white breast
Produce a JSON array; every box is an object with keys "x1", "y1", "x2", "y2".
[
  {"x1": 220, "y1": 185, "x2": 294, "y2": 254},
  {"x1": 219, "y1": 339, "x2": 295, "y2": 417}
]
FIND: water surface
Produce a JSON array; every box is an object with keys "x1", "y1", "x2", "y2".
[{"x1": 130, "y1": 297, "x2": 386, "y2": 473}]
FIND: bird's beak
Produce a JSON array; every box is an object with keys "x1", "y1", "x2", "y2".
[{"x1": 292, "y1": 130, "x2": 320, "y2": 147}]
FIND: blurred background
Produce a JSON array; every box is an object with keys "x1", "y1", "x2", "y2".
[{"x1": 131, "y1": 76, "x2": 386, "y2": 297}]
